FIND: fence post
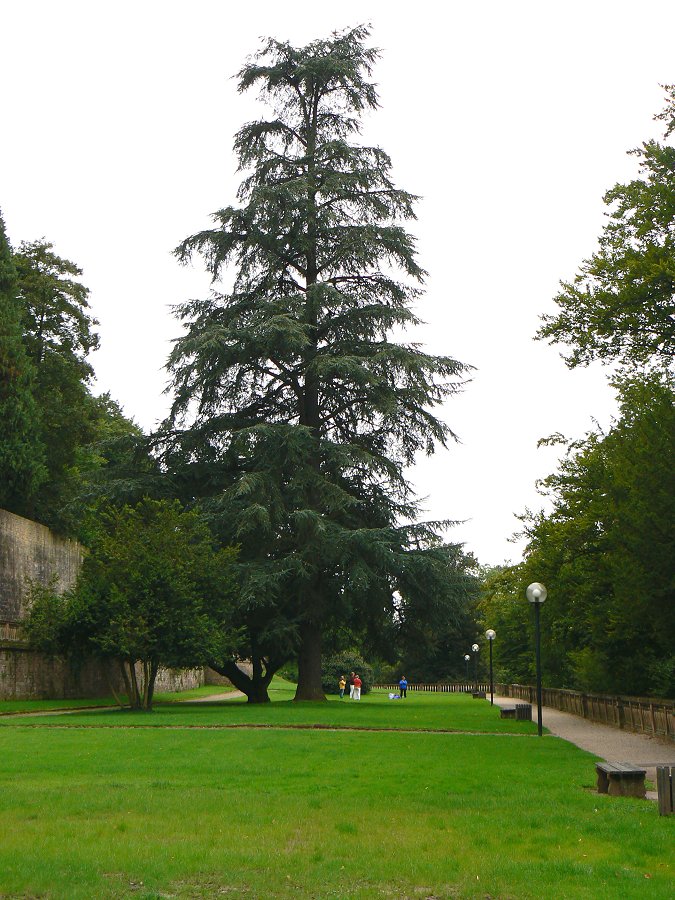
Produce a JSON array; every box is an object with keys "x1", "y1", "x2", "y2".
[
  {"x1": 616, "y1": 697, "x2": 625, "y2": 729},
  {"x1": 656, "y1": 767, "x2": 673, "y2": 816}
]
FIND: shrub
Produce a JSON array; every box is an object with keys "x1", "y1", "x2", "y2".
[
  {"x1": 277, "y1": 663, "x2": 298, "y2": 684},
  {"x1": 322, "y1": 652, "x2": 374, "y2": 695}
]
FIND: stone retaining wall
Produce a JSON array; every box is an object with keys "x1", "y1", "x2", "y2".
[
  {"x1": 0, "y1": 647, "x2": 204, "y2": 701},
  {"x1": 0, "y1": 508, "x2": 82, "y2": 619},
  {"x1": 0, "y1": 508, "x2": 205, "y2": 700},
  {"x1": 0, "y1": 646, "x2": 116, "y2": 700}
]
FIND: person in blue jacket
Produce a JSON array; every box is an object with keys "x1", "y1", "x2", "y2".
[{"x1": 399, "y1": 675, "x2": 408, "y2": 698}]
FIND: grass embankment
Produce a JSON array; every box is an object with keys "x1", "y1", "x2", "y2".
[{"x1": 0, "y1": 683, "x2": 671, "y2": 898}]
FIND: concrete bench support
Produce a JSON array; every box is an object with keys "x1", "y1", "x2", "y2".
[{"x1": 596, "y1": 762, "x2": 646, "y2": 799}]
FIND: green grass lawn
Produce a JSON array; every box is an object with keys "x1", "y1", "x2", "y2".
[
  {"x1": 0, "y1": 687, "x2": 671, "y2": 898},
  {"x1": 153, "y1": 683, "x2": 237, "y2": 703},
  {"x1": 0, "y1": 683, "x2": 231, "y2": 715},
  {"x1": 2, "y1": 682, "x2": 541, "y2": 734}
]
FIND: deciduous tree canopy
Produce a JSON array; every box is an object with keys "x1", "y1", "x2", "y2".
[
  {"x1": 0, "y1": 223, "x2": 140, "y2": 536},
  {"x1": 538, "y1": 86, "x2": 675, "y2": 370},
  {"x1": 26, "y1": 499, "x2": 240, "y2": 709},
  {"x1": 0, "y1": 213, "x2": 46, "y2": 511},
  {"x1": 481, "y1": 373, "x2": 675, "y2": 698}
]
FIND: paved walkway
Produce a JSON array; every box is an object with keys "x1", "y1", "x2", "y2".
[
  {"x1": 493, "y1": 695, "x2": 675, "y2": 790},
  {"x1": 191, "y1": 690, "x2": 244, "y2": 702}
]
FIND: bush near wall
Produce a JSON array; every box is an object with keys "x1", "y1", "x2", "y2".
[{"x1": 322, "y1": 652, "x2": 374, "y2": 695}]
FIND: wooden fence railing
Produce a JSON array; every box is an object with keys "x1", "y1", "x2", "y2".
[
  {"x1": 496, "y1": 683, "x2": 674, "y2": 741},
  {"x1": 0, "y1": 621, "x2": 23, "y2": 642},
  {"x1": 374, "y1": 681, "x2": 673, "y2": 740},
  {"x1": 374, "y1": 683, "x2": 489, "y2": 694}
]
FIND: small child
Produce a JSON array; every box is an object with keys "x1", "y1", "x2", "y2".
[{"x1": 338, "y1": 675, "x2": 346, "y2": 699}]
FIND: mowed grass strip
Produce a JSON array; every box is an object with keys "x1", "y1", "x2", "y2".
[
  {"x1": 0, "y1": 684, "x2": 233, "y2": 715},
  {"x1": 1, "y1": 683, "x2": 540, "y2": 734},
  {"x1": 0, "y1": 724, "x2": 671, "y2": 899}
]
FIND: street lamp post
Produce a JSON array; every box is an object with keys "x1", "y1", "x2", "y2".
[
  {"x1": 526, "y1": 582, "x2": 548, "y2": 736},
  {"x1": 463, "y1": 654, "x2": 470, "y2": 685},
  {"x1": 485, "y1": 629, "x2": 496, "y2": 705},
  {"x1": 471, "y1": 643, "x2": 479, "y2": 690}
]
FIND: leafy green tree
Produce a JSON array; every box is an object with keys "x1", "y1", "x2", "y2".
[
  {"x1": 537, "y1": 86, "x2": 675, "y2": 370},
  {"x1": 162, "y1": 27, "x2": 469, "y2": 701},
  {"x1": 25, "y1": 499, "x2": 240, "y2": 709},
  {"x1": 55, "y1": 393, "x2": 155, "y2": 545},
  {"x1": 0, "y1": 213, "x2": 46, "y2": 511},
  {"x1": 395, "y1": 544, "x2": 481, "y2": 682},
  {"x1": 321, "y1": 651, "x2": 373, "y2": 695},
  {"x1": 505, "y1": 373, "x2": 675, "y2": 697},
  {"x1": 15, "y1": 239, "x2": 98, "y2": 376},
  {"x1": 478, "y1": 565, "x2": 534, "y2": 686},
  {"x1": 13, "y1": 240, "x2": 102, "y2": 528}
]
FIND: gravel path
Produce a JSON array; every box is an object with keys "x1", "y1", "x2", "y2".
[
  {"x1": 493, "y1": 695, "x2": 675, "y2": 789},
  {"x1": 191, "y1": 690, "x2": 245, "y2": 702}
]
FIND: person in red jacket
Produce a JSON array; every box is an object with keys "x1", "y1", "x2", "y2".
[{"x1": 352, "y1": 674, "x2": 362, "y2": 700}]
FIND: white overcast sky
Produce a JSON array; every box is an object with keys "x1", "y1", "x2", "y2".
[{"x1": 2, "y1": 1, "x2": 673, "y2": 565}]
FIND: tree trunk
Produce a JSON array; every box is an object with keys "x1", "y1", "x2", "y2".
[
  {"x1": 248, "y1": 676, "x2": 274, "y2": 703},
  {"x1": 146, "y1": 660, "x2": 159, "y2": 710},
  {"x1": 294, "y1": 618, "x2": 326, "y2": 701},
  {"x1": 141, "y1": 660, "x2": 151, "y2": 709},
  {"x1": 125, "y1": 659, "x2": 143, "y2": 709},
  {"x1": 105, "y1": 665, "x2": 125, "y2": 709},
  {"x1": 118, "y1": 659, "x2": 134, "y2": 708},
  {"x1": 293, "y1": 108, "x2": 325, "y2": 705},
  {"x1": 211, "y1": 658, "x2": 278, "y2": 703}
]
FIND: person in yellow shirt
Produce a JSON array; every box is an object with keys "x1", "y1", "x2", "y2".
[{"x1": 338, "y1": 675, "x2": 346, "y2": 699}]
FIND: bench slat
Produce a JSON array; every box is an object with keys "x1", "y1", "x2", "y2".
[{"x1": 596, "y1": 762, "x2": 646, "y2": 775}]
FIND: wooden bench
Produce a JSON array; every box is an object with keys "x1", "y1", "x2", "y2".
[
  {"x1": 515, "y1": 703, "x2": 532, "y2": 721},
  {"x1": 472, "y1": 691, "x2": 486, "y2": 699},
  {"x1": 596, "y1": 762, "x2": 646, "y2": 798},
  {"x1": 500, "y1": 704, "x2": 532, "y2": 720}
]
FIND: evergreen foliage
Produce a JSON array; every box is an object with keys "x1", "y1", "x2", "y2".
[
  {"x1": 13, "y1": 240, "x2": 103, "y2": 528},
  {"x1": 162, "y1": 27, "x2": 469, "y2": 701},
  {"x1": 0, "y1": 225, "x2": 141, "y2": 537},
  {"x1": 0, "y1": 212, "x2": 46, "y2": 510},
  {"x1": 395, "y1": 544, "x2": 481, "y2": 682},
  {"x1": 53, "y1": 392, "x2": 148, "y2": 543}
]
